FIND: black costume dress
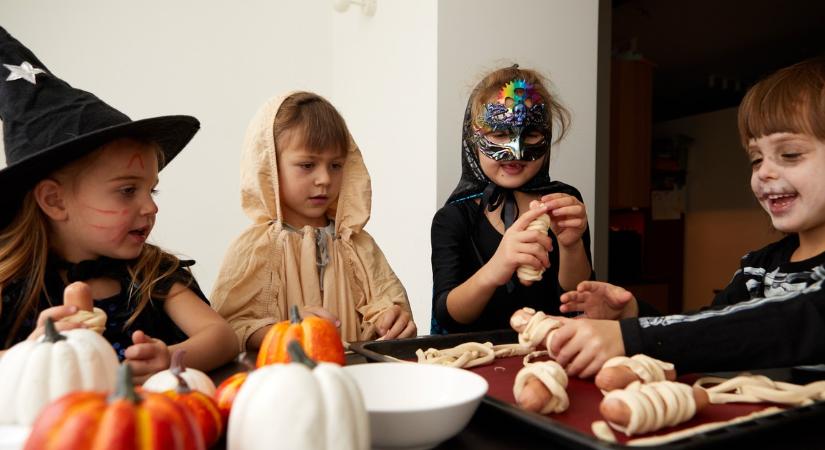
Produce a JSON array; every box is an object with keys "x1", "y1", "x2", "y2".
[
  {"x1": 431, "y1": 85, "x2": 594, "y2": 333},
  {"x1": 0, "y1": 256, "x2": 208, "y2": 360}
]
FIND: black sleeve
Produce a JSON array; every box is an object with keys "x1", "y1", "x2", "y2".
[
  {"x1": 155, "y1": 259, "x2": 209, "y2": 305},
  {"x1": 431, "y1": 204, "x2": 473, "y2": 332},
  {"x1": 621, "y1": 285, "x2": 825, "y2": 373}
]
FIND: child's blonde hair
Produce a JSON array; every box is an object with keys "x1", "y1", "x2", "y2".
[
  {"x1": 273, "y1": 92, "x2": 349, "y2": 156},
  {"x1": 738, "y1": 56, "x2": 825, "y2": 148},
  {"x1": 469, "y1": 65, "x2": 571, "y2": 144},
  {"x1": 0, "y1": 144, "x2": 188, "y2": 346}
]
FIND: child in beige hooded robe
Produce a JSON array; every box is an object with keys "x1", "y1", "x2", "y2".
[{"x1": 212, "y1": 92, "x2": 416, "y2": 350}]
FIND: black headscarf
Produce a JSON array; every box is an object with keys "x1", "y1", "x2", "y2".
[{"x1": 445, "y1": 87, "x2": 575, "y2": 229}]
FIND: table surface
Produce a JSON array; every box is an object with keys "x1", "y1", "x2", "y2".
[{"x1": 208, "y1": 351, "x2": 825, "y2": 450}]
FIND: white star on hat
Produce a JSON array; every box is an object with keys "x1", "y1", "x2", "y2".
[{"x1": 4, "y1": 61, "x2": 46, "y2": 84}]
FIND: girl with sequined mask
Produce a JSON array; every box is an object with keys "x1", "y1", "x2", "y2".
[{"x1": 430, "y1": 65, "x2": 594, "y2": 333}]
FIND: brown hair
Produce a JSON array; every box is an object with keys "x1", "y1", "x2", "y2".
[
  {"x1": 470, "y1": 65, "x2": 571, "y2": 144},
  {"x1": 273, "y1": 91, "x2": 350, "y2": 156},
  {"x1": 0, "y1": 141, "x2": 187, "y2": 347},
  {"x1": 738, "y1": 56, "x2": 825, "y2": 148}
]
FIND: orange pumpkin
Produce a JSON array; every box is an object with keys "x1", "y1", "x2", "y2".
[
  {"x1": 214, "y1": 371, "x2": 248, "y2": 424},
  {"x1": 257, "y1": 305, "x2": 345, "y2": 367},
  {"x1": 161, "y1": 351, "x2": 223, "y2": 447},
  {"x1": 25, "y1": 364, "x2": 204, "y2": 450}
]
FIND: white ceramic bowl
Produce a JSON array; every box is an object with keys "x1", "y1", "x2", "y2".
[{"x1": 343, "y1": 362, "x2": 488, "y2": 450}]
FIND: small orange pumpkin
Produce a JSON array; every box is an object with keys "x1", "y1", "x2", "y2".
[
  {"x1": 161, "y1": 351, "x2": 223, "y2": 447},
  {"x1": 257, "y1": 305, "x2": 345, "y2": 367},
  {"x1": 215, "y1": 371, "x2": 248, "y2": 424},
  {"x1": 25, "y1": 364, "x2": 205, "y2": 450}
]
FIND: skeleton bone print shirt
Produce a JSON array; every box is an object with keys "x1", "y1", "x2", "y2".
[{"x1": 620, "y1": 234, "x2": 825, "y2": 373}]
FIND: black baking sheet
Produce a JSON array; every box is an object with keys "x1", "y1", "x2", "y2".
[{"x1": 349, "y1": 330, "x2": 825, "y2": 449}]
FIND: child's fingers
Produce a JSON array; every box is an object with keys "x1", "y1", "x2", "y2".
[
  {"x1": 548, "y1": 321, "x2": 575, "y2": 363},
  {"x1": 124, "y1": 359, "x2": 155, "y2": 379},
  {"x1": 511, "y1": 204, "x2": 549, "y2": 231},
  {"x1": 377, "y1": 306, "x2": 400, "y2": 335},
  {"x1": 124, "y1": 342, "x2": 158, "y2": 360},
  {"x1": 539, "y1": 192, "x2": 567, "y2": 204},
  {"x1": 382, "y1": 312, "x2": 410, "y2": 340},
  {"x1": 576, "y1": 280, "x2": 602, "y2": 293},
  {"x1": 131, "y1": 330, "x2": 151, "y2": 345},
  {"x1": 516, "y1": 242, "x2": 550, "y2": 267},
  {"x1": 36, "y1": 305, "x2": 79, "y2": 327},
  {"x1": 399, "y1": 321, "x2": 417, "y2": 338},
  {"x1": 565, "y1": 345, "x2": 597, "y2": 377}
]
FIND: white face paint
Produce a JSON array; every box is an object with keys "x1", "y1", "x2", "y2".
[{"x1": 749, "y1": 133, "x2": 825, "y2": 242}]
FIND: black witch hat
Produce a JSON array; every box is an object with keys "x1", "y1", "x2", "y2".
[{"x1": 0, "y1": 26, "x2": 199, "y2": 227}]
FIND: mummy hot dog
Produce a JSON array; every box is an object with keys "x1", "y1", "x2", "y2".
[
  {"x1": 516, "y1": 213, "x2": 551, "y2": 286},
  {"x1": 599, "y1": 381, "x2": 709, "y2": 436},
  {"x1": 60, "y1": 281, "x2": 107, "y2": 334},
  {"x1": 596, "y1": 355, "x2": 677, "y2": 392}
]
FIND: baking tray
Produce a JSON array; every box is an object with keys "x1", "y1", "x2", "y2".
[{"x1": 350, "y1": 330, "x2": 825, "y2": 449}]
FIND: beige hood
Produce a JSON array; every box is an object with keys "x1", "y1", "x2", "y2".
[{"x1": 211, "y1": 94, "x2": 411, "y2": 348}]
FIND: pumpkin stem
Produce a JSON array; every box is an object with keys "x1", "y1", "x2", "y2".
[
  {"x1": 237, "y1": 352, "x2": 256, "y2": 371},
  {"x1": 287, "y1": 340, "x2": 317, "y2": 369},
  {"x1": 111, "y1": 363, "x2": 141, "y2": 404},
  {"x1": 42, "y1": 317, "x2": 67, "y2": 343},
  {"x1": 289, "y1": 304, "x2": 302, "y2": 324},
  {"x1": 170, "y1": 350, "x2": 192, "y2": 394}
]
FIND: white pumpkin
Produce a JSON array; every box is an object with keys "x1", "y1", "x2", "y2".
[
  {"x1": 142, "y1": 349, "x2": 216, "y2": 396},
  {"x1": 0, "y1": 318, "x2": 119, "y2": 425},
  {"x1": 228, "y1": 342, "x2": 369, "y2": 450}
]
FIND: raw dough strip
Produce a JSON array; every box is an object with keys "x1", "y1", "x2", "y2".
[
  {"x1": 516, "y1": 214, "x2": 552, "y2": 283},
  {"x1": 695, "y1": 374, "x2": 825, "y2": 406},
  {"x1": 60, "y1": 308, "x2": 107, "y2": 334},
  {"x1": 592, "y1": 407, "x2": 784, "y2": 446},
  {"x1": 603, "y1": 381, "x2": 696, "y2": 436},
  {"x1": 602, "y1": 355, "x2": 675, "y2": 384},
  {"x1": 415, "y1": 341, "x2": 531, "y2": 369},
  {"x1": 513, "y1": 360, "x2": 570, "y2": 414},
  {"x1": 513, "y1": 308, "x2": 562, "y2": 351}
]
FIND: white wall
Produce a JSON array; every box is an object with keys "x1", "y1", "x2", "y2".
[
  {"x1": 331, "y1": 1, "x2": 438, "y2": 336},
  {"x1": 2, "y1": 0, "x2": 600, "y2": 336}
]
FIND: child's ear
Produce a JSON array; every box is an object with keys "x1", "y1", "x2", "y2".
[{"x1": 34, "y1": 179, "x2": 68, "y2": 221}]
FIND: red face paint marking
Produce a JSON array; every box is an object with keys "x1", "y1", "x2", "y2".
[
  {"x1": 88, "y1": 206, "x2": 119, "y2": 215},
  {"x1": 126, "y1": 152, "x2": 145, "y2": 170}
]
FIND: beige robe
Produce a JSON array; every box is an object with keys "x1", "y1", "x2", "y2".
[{"x1": 211, "y1": 94, "x2": 412, "y2": 349}]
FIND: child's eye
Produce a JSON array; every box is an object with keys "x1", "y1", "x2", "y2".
[
  {"x1": 749, "y1": 158, "x2": 762, "y2": 169},
  {"x1": 331, "y1": 162, "x2": 344, "y2": 170},
  {"x1": 151, "y1": 188, "x2": 160, "y2": 196},
  {"x1": 119, "y1": 186, "x2": 137, "y2": 196},
  {"x1": 298, "y1": 162, "x2": 314, "y2": 169},
  {"x1": 781, "y1": 152, "x2": 801, "y2": 160}
]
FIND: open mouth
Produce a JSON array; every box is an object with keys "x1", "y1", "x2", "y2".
[
  {"x1": 500, "y1": 162, "x2": 526, "y2": 174},
  {"x1": 129, "y1": 226, "x2": 149, "y2": 239},
  {"x1": 764, "y1": 193, "x2": 797, "y2": 212}
]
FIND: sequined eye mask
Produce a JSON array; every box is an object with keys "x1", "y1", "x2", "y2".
[{"x1": 475, "y1": 79, "x2": 551, "y2": 161}]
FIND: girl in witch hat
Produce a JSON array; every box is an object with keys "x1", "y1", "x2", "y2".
[
  {"x1": 430, "y1": 65, "x2": 597, "y2": 334},
  {"x1": 0, "y1": 26, "x2": 237, "y2": 382}
]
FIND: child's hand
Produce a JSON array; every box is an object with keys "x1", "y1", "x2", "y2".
[
  {"x1": 376, "y1": 305, "x2": 416, "y2": 340},
  {"x1": 549, "y1": 317, "x2": 624, "y2": 379},
  {"x1": 302, "y1": 306, "x2": 341, "y2": 328},
  {"x1": 560, "y1": 281, "x2": 638, "y2": 320},
  {"x1": 124, "y1": 330, "x2": 170, "y2": 384},
  {"x1": 484, "y1": 204, "x2": 553, "y2": 287},
  {"x1": 541, "y1": 193, "x2": 587, "y2": 248},
  {"x1": 26, "y1": 305, "x2": 84, "y2": 340}
]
